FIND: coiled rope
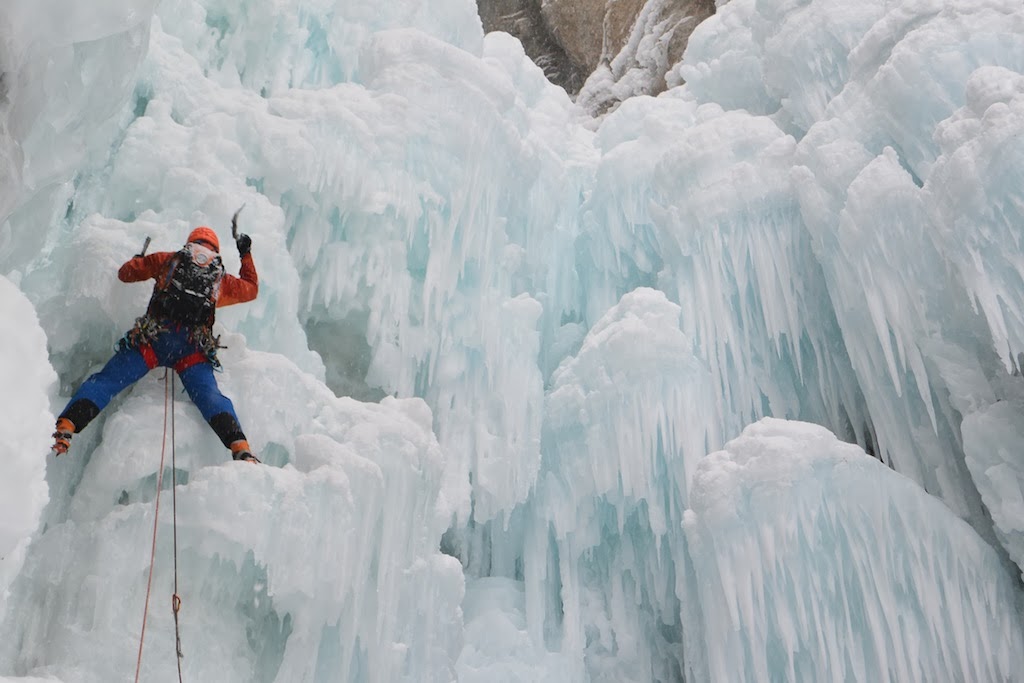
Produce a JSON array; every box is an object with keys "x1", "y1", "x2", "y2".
[{"x1": 134, "y1": 369, "x2": 185, "y2": 683}]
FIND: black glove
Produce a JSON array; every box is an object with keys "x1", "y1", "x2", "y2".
[{"x1": 236, "y1": 233, "x2": 252, "y2": 256}]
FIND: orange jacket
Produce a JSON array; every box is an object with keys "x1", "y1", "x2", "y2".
[{"x1": 118, "y1": 251, "x2": 259, "y2": 308}]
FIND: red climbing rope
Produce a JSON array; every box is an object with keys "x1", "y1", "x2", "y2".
[
  {"x1": 135, "y1": 369, "x2": 172, "y2": 681},
  {"x1": 134, "y1": 369, "x2": 186, "y2": 682},
  {"x1": 171, "y1": 370, "x2": 185, "y2": 683}
]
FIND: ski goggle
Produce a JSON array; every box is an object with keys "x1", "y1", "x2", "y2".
[{"x1": 187, "y1": 242, "x2": 219, "y2": 266}]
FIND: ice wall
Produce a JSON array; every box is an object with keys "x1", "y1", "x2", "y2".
[
  {"x1": 683, "y1": 0, "x2": 1024, "y2": 547},
  {"x1": 2, "y1": 0, "x2": 1024, "y2": 681},
  {"x1": 0, "y1": 276, "x2": 54, "y2": 614},
  {"x1": 0, "y1": 340, "x2": 464, "y2": 683},
  {"x1": 532, "y1": 288, "x2": 710, "y2": 681},
  {"x1": 581, "y1": 93, "x2": 867, "y2": 444},
  {"x1": 685, "y1": 418, "x2": 1024, "y2": 682},
  {"x1": 1, "y1": 0, "x2": 497, "y2": 680},
  {"x1": 0, "y1": 0, "x2": 157, "y2": 272}
]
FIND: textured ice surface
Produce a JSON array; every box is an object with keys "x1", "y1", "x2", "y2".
[
  {"x1": 0, "y1": 0, "x2": 156, "y2": 269},
  {"x1": 783, "y1": 0, "x2": 1024, "y2": 543},
  {"x1": 1, "y1": 342, "x2": 463, "y2": 683},
  {"x1": 2, "y1": 0, "x2": 1024, "y2": 681},
  {"x1": 0, "y1": 276, "x2": 54, "y2": 614},
  {"x1": 582, "y1": 94, "x2": 866, "y2": 447},
  {"x1": 456, "y1": 577, "x2": 573, "y2": 683},
  {"x1": 536, "y1": 288, "x2": 710, "y2": 681},
  {"x1": 962, "y1": 396, "x2": 1024, "y2": 581},
  {"x1": 685, "y1": 418, "x2": 1024, "y2": 683}
]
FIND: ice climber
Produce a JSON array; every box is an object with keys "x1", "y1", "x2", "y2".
[{"x1": 51, "y1": 222, "x2": 260, "y2": 463}]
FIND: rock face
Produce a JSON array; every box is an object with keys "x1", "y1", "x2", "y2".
[
  {"x1": 578, "y1": 0, "x2": 717, "y2": 114},
  {"x1": 541, "y1": 0, "x2": 647, "y2": 72},
  {"x1": 476, "y1": 0, "x2": 589, "y2": 94},
  {"x1": 477, "y1": 0, "x2": 716, "y2": 113}
]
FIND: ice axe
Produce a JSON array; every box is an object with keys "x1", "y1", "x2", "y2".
[
  {"x1": 231, "y1": 205, "x2": 245, "y2": 240},
  {"x1": 136, "y1": 236, "x2": 152, "y2": 258}
]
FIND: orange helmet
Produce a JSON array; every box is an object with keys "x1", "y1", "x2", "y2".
[{"x1": 187, "y1": 226, "x2": 220, "y2": 252}]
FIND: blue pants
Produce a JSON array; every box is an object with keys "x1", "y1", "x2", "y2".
[{"x1": 60, "y1": 327, "x2": 246, "y2": 448}]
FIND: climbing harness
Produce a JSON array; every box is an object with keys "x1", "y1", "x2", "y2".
[
  {"x1": 118, "y1": 316, "x2": 225, "y2": 371},
  {"x1": 134, "y1": 369, "x2": 185, "y2": 683},
  {"x1": 118, "y1": 315, "x2": 168, "y2": 354}
]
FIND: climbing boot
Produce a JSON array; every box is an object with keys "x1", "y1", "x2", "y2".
[
  {"x1": 51, "y1": 418, "x2": 76, "y2": 456},
  {"x1": 230, "y1": 440, "x2": 260, "y2": 464}
]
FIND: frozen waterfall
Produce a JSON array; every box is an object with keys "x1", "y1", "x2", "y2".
[{"x1": 2, "y1": 0, "x2": 1024, "y2": 681}]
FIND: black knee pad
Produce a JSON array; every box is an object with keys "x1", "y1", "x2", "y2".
[
  {"x1": 61, "y1": 399, "x2": 101, "y2": 433},
  {"x1": 209, "y1": 412, "x2": 246, "y2": 447}
]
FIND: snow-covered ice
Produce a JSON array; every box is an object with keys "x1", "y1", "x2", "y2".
[
  {"x1": 0, "y1": 276, "x2": 54, "y2": 614},
  {"x1": 685, "y1": 418, "x2": 1024, "y2": 682}
]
